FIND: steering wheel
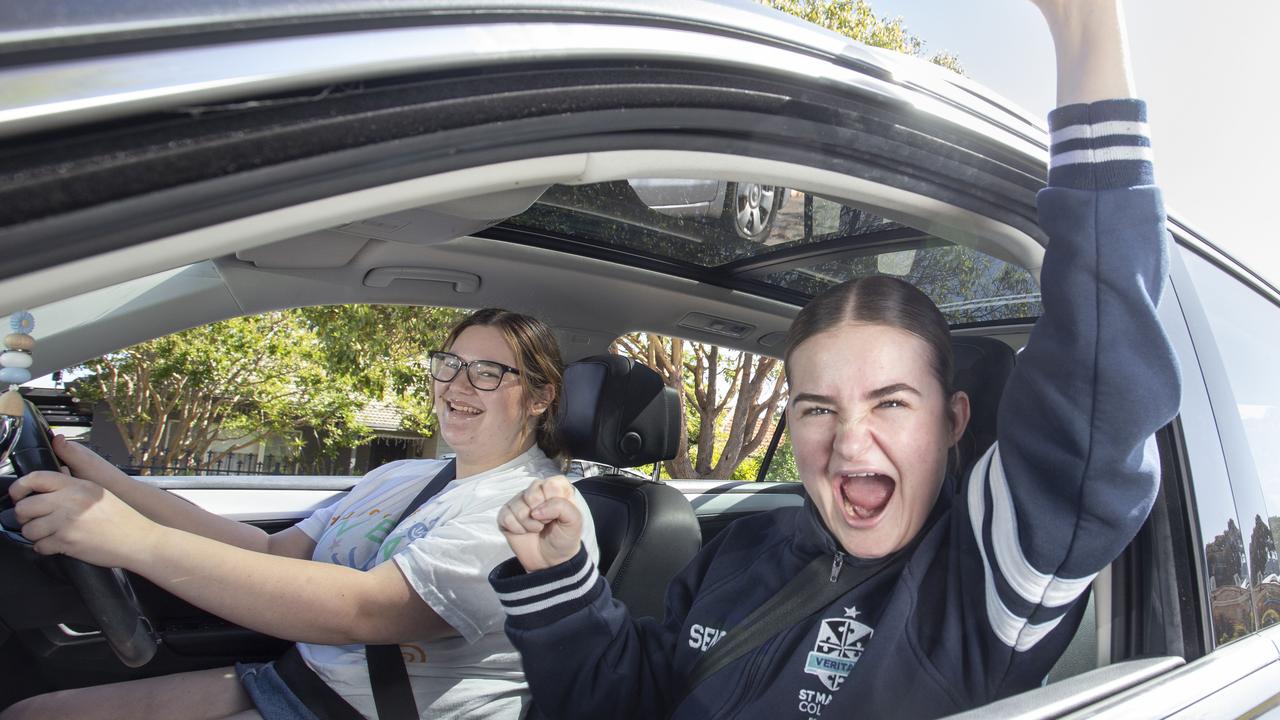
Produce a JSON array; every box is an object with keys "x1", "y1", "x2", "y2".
[{"x1": 0, "y1": 398, "x2": 159, "y2": 668}]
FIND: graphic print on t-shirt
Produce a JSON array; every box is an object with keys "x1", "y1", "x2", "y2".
[{"x1": 317, "y1": 472, "x2": 449, "y2": 571}]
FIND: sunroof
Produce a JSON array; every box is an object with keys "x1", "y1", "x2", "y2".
[{"x1": 500, "y1": 179, "x2": 1041, "y2": 324}]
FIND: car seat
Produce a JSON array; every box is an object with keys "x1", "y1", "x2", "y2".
[
  {"x1": 558, "y1": 354, "x2": 701, "y2": 621},
  {"x1": 950, "y1": 335, "x2": 1017, "y2": 479}
]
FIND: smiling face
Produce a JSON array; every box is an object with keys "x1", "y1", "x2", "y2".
[
  {"x1": 786, "y1": 323, "x2": 968, "y2": 558},
  {"x1": 434, "y1": 325, "x2": 549, "y2": 477}
]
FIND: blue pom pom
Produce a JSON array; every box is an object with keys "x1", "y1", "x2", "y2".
[{"x1": 9, "y1": 312, "x2": 34, "y2": 334}]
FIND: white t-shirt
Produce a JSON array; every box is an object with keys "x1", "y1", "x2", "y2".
[{"x1": 294, "y1": 446, "x2": 599, "y2": 719}]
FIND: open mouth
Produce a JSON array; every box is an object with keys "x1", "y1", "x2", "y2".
[{"x1": 836, "y1": 472, "x2": 895, "y2": 526}]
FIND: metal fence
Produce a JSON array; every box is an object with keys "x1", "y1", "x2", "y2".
[{"x1": 98, "y1": 449, "x2": 357, "y2": 477}]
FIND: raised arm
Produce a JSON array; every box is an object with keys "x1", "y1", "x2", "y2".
[
  {"x1": 1032, "y1": 0, "x2": 1136, "y2": 104},
  {"x1": 949, "y1": 0, "x2": 1180, "y2": 695}
]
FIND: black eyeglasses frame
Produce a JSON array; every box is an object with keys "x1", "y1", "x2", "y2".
[{"x1": 427, "y1": 350, "x2": 521, "y2": 391}]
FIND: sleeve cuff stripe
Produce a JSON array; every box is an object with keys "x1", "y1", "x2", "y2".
[
  {"x1": 1050, "y1": 120, "x2": 1149, "y2": 144},
  {"x1": 494, "y1": 554, "x2": 595, "y2": 603},
  {"x1": 1051, "y1": 135, "x2": 1151, "y2": 156},
  {"x1": 1051, "y1": 146, "x2": 1153, "y2": 168},
  {"x1": 502, "y1": 569, "x2": 602, "y2": 616},
  {"x1": 1048, "y1": 99, "x2": 1146, "y2": 131}
]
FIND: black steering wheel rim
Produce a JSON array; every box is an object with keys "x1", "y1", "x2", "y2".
[{"x1": 3, "y1": 398, "x2": 159, "y2": 668}]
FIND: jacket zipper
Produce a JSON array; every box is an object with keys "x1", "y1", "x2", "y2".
[{"x1": 830, "y1": 551, "x2": 845, "y2": 582}]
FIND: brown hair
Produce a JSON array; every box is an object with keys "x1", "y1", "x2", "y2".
[
  {"x1": 443, "y1": 308, "x2": 565, "y2": 457},
  {"x1": 785, "y1": 274, "x2": 956, "y2": 410}
]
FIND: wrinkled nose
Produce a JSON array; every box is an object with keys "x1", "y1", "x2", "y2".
[{"x1": 832, "y1": 415, "x2": 874, "y2": 460}]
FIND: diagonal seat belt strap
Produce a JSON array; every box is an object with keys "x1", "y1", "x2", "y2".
[
  {"x1": 366, "y1": 459, "x2": 456, "y2": 720},
  {"x1": 682, "y1": 552, "x2": 899, "y2": 702}
]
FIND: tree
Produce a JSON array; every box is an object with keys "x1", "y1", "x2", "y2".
[
  {"x1": 762, "y1": 0, "x2": 963, "y2": 74},
  {"x1": 297, "y1": 304, "x2": 468, "y2": 435},
  {"x1": 77, "y1": 305, "x2": 464, "y2": 473},
  {"x1": 1250, "y1": 515, "x2": 1279, "y2": 584}
]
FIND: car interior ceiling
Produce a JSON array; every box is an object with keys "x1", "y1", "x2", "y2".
[{"x1": 5, "y1": 149, "x2": 1046, "y2": 363}]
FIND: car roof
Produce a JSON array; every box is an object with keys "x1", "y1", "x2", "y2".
[{"x1": 0, "y1": 0, "x2": 1044, "y2": 141}]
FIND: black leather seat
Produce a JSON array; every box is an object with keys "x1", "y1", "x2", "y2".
[
  {"x1": 558, "y1": 354, "x2": 701, "y2": 621},
  {"x1": 951, "y1": 335, "x2": 1017, "y2": 477}
]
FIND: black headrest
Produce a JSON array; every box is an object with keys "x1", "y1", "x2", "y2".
[
  {"x1": 558, "y1": 355, "x2": 680, "y2": 468},
  {"x1": 951, "y1": 335, "x2": 1016, "y2": 471}
]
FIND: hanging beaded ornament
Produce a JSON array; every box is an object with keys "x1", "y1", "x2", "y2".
[{"x1": 0, "y1": 311, "x2": 35, "y2": 419}]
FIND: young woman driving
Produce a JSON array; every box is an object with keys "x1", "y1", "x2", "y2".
[
  {"x1": 489, "y1": 1, "x2": 1180, "y2": 717},
  {"x1": 3, "y1": 308, "x2": 598, "y2": 720}
]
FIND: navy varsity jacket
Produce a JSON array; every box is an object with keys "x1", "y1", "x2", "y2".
[{"x1": 488, "y1": 99, "x2": 1180, "y2": 719}]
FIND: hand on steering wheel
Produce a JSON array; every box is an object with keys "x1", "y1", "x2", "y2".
[{"x1": 1, "y1": 398, "x2": 159, "y2": 667}]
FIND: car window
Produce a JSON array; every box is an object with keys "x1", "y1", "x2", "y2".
[
  {"x1": 21, "y1": 305, "x2": 464, "y2": 480},
  {"x1": 1181, "y1": 248, "x2": 1280, "y2": 630},
  {"x1": 502, "y1": 179, "x2": 1042, "y2": 325}
]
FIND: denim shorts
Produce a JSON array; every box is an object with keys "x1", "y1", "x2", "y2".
[{"x1": 236, "y1": 661, "x2": 321, "y2": 720}]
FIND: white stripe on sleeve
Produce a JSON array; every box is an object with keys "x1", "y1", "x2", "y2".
[
  {"x1": 987, "y1": 446, "x2": 1097, "y2": 608},
  {"x1": 1051, "y1": 146, "x2": 1154, "y2": 167},
  {"x1": 501, "y1": 567, "x2": 601, "y2": 616},
  {"x1": 494, "y1": 557, "x2": 596, "y2": 603},
  {"x1": 1050, "y1": 120, "x2": 1149, "y2": 144},
  {"x1": 967, "y1": 443, "x2": 1094, "y2": 651}
]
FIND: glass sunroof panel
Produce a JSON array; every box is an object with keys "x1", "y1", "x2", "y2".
[
  {"x1": 508, "y1": 180, "x2": 861, "y2": 267},
  {"x1": 764, "y1": 247, "x2": 1042, "y2": 323},
  {"x1": 500, "y1": 178, "x2": 1042, "y2": 323}
]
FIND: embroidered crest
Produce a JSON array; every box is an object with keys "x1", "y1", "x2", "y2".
[{"x1": 803, "y1": 606, "x2": 872, "y2": 691}]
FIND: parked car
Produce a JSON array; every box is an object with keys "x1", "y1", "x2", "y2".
[
  {"x1": 1, "y1": 1, "x2": 1278, "y2": 717},
  {"x1": 628, "y1": 179, "x2": 787, "y2": 242}
]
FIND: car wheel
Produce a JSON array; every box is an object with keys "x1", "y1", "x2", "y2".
[{"x1": 724, "y1": 182, "x2": 782, "y2": 242}]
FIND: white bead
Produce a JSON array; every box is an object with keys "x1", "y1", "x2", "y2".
[
  {"x1": 0, "y1": 351, "x2": 31, "y2": 369},
  {"x1": 0, "y1": 367, "x2": 30, "y2": 384}
]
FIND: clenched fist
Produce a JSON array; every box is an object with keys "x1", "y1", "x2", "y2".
[{"x1": 498, "y1": 475, "x2": 582, "y2": 572}]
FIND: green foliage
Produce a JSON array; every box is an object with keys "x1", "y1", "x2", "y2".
[
  {"x1": 297, "y1": 305, "x2": 467, "y2": 435},
  {"x1": 78, "y1": 305, "x2": 464, "y2": 472},
  {"x1": 765, "y1": 433, "x2": 802, "y2": 483},
  {"x1": 732, "y1": 455, "x2": 763, "y2": 482},
  {"x1": 761, "y1": 0, "x2": 963, "y2": 74}
]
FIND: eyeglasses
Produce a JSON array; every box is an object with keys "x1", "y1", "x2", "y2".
[{"x1": 427, "y1": 350, "x2": 521, "y2": 391}]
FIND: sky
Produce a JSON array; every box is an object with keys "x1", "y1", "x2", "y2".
[{"x1": 868, "y1": 0, "x2": 1280, "y2": 287}]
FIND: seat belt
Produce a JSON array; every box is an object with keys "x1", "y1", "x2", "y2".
[
  {"x1": 682, "y1": 550, "x2": 902, "y2": 700},
  {"x1": 366, "y1": 459, "x2": 457, "y2": 720}
]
